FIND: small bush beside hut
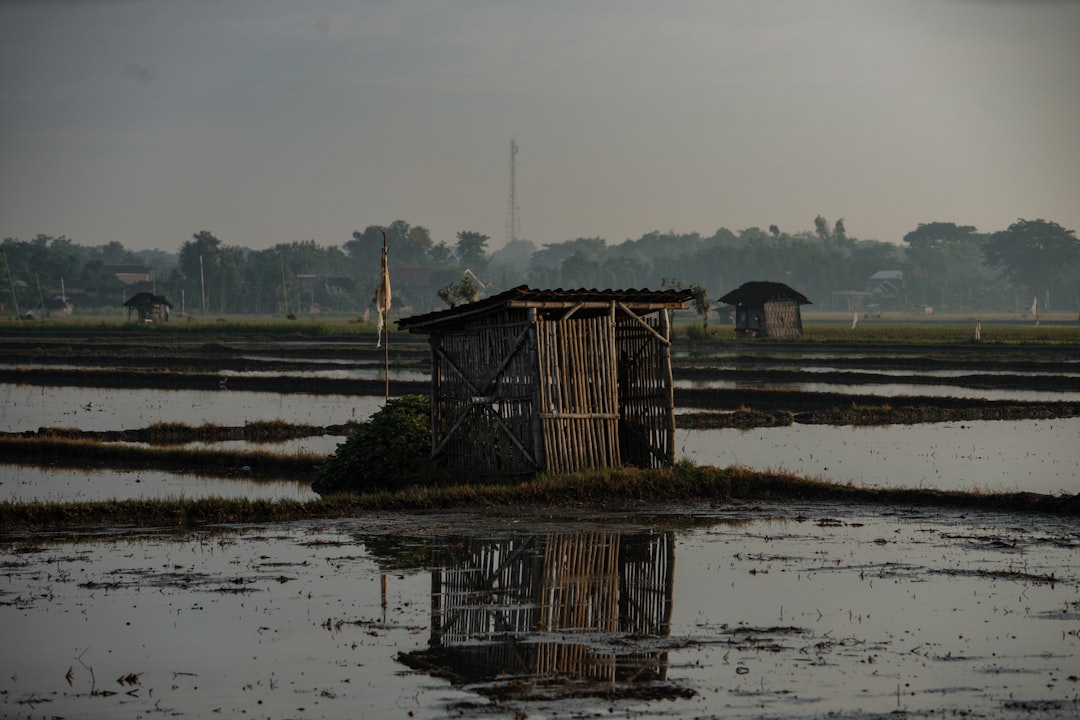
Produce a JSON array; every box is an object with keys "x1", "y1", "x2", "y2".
[{"x1": 313, "y1": 394, "x2": 435, "y2": 495}]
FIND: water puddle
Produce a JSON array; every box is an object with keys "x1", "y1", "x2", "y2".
[
  {"x1": 0, "y1": 384, "x2": 385, "y2": 433},
  {"x1": 2, "y1": 508, "x2": 1077, "y2": 718}
]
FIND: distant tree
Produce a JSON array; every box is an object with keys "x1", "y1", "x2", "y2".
[
  {"x1": 901, "y1": 221, "x2": 993, "y2": 311},
  {"x1": 178, "y1": 231, "x2": 224, "y2": 314},
  {"x1": 455, "y1": 231, "x2": 489, "y2": 270},
  {"x1": 768, "y1": 224, "x2": 781, "y2": 239},
  {"x1": 395, "y1": 221, "x2": 434, "y2": 266},
  {"x1": 429, "y1": 241, "x2": 454, "y2": 265},
  {"x1": 488, "y1": 238, "x2": 536, "y2": 287},
  {"x1": 903, "y1": 222, "x2": 980, "y2": 249},
  {"x1": 663, "y1": 277, "x2": 710, "y2": 332},
  {"x1": 832, "y1": 218, "x2": 846, "y2": 241},
  {"x1": 347, "y1": 220, "x2": 433, "y2": 268},
  {"x1": 814, "y1": 215, "x2": 830, "y2": 242},
  {"x1": 95, "y1": 240, "x2": 139, "y2": 266},
  {"x1": 560, "y1": 248, "x2": 602, "y2": 288},
  {"x1": 175, "y1": 230, "x2": 250, "y2": 314},
  {"x1": 436, "y1": 275, "x2": 479, "y2": 308},
  {"x1": 984, "y1": 219, "x2": 1080, "y2": 309}
]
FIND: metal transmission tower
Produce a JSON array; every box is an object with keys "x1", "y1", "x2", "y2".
[{"x1": 506, "y1": 139, "x2": 520, "y2": 245}]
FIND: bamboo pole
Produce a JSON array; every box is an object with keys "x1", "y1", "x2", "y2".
[
  {"x1": 2, "y1": 250, "x2": 21, "y2": 321},
  {"x1": 382, "y1": 231, "x2": 389, "y2": 402}
]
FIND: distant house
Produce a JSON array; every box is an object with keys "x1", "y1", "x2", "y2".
[
  {"x1": 397, "y1": 285, "x2": 694, "y2": 478},
  {"x1": 718, "y1": 281, "x2": 811, "y2": 338},
  {"x1": 37, "y1": 295, "x2": 74, "y2": 317},
  {"x1": 104, "y1": 264, "x2": 155, "y2": 286},
  {"x1": 866, "y1": 270, "x2": 904, "y2": 307},
  {"x1": 295, "y1": 274, "x2": 359, "y2": 313},
  {"x1": 123, "y1": 292, "x2": 172, "y2": 322}
]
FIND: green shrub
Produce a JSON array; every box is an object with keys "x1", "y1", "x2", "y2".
[{"x1": 312, "y1": 395, "x2": 433, "y2": 496}]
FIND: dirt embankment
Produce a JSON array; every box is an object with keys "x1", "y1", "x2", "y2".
[{"x1": 675, "y1": 388, "x2": 1080, "y2": 428}]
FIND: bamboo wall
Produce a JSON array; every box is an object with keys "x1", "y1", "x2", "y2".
[
  {"x1": 427, "y1": 303, "x2": 676, "y2": 476},
  {"x1": 534, "y1": 312, "x2": 621, "y2": 475},
  {"x1": 429, "y1": 309, "x2": 538, "y2": 476},
  {"x1": 615, "y1": 311, "x2": 675, "y2": 468},
  {"x1": 762, "y1": 299, "x2": 803, "y2": 338}
]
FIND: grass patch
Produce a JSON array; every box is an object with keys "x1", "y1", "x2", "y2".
[
  {"x1": 0, "y1": 436, "x2": 322, "y2": 477},
  {"x1": 2, "y1": 465, "x2": 1076, "y2": 534},
  {"x1": 673, "y1": 320, "x2": 1080, "y2": 346}
]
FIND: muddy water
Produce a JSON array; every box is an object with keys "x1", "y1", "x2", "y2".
[
  {"x1": 680, "y1": 417, "x2": 1080, "y2": 496},
  {"x1": 2, "y1": 507, "x2": 1077, "y2": 719},
  {"x1": 0, "y1": 384, "x2": 386, "y2": 432}
]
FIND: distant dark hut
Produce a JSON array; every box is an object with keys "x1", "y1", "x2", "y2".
[
  {"x1": 123, "y1": 292, "x2": 172, "y2": 323},
  {"x1": 396, "y1": 286, "x2": 694, "y2": 478},
  {"x1": 37, "y1": 295, "x2": 73, "y2": 318},
  {"x1": 718, "y1": 281, "x2": 811, "y2": 339}
]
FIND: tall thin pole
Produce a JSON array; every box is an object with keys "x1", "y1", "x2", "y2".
[
  {"x1": 279, "y1": 254, "x2": 289, "y2": 315},
  {"x1": 199, "y1": 255, "x2": 207, "y2": 317},
  {"x1": 506, "y1": 139, "x2": 519, "y2": 245},
  {"x1": 2, "y1": 250, "x2": 20, "y2": 321},
  {"x1": 377, "y1": 228, "x2": 390, "y2": 402}
]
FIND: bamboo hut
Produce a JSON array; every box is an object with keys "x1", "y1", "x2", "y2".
[
  {"x1": 399, "y1": 531, "x2": 676, "y2": 693},
  {"x1": 718, "y1": 281, "x2": 811, "y2": 338},
  {"x1": 396, "y1": 286, "x2": 693, "y2": 477},
  {"x1": 122, "y1": 292, "x2": 172, "y2": 323}
]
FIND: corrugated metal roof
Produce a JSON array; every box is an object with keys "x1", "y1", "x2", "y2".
[{"x1": 397, "y1": 285, "x2": 694, "y2": 331}]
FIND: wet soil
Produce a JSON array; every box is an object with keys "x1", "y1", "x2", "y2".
[{"x1": 676, "y1": 392, "x2": 1080, "y2": 428}]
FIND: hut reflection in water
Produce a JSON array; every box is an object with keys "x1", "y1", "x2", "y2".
[{"x1": 398, "y1": 531, "x2": 686, "y2": 700}]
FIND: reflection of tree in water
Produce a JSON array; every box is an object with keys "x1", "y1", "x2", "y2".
[{"x1": 397, "y1": 531, "x2": 692, "y2": 701}]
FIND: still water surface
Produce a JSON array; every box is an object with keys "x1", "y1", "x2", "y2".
[
  {"x1": 680, "y1": 418, "x2": 1080, "y2": 496},
  {"x1": 2, "y1": 508, "x2": 1077, "y2": 719},
  {"x1": 0, "y1": 384, "x2": 386, "y2": 432}
]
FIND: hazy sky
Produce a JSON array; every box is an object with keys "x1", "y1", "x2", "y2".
[{"x1": 2, "y1": 0, "x2": 1078, "y2": 254}]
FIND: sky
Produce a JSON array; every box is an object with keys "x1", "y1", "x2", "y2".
[{"x1": 1, "y1": 0, "x2": 1078, "y2": 254}]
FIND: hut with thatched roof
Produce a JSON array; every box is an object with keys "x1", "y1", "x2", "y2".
[
  {"x1": 396, "y1": 286, "x2": 694, "y2": 478},
  {"x1": 123, "y1": 292, "x2": 172, "y2": 323},
  {"x1": 718, "y1": 281, "x2": 811, "y2": 338}
]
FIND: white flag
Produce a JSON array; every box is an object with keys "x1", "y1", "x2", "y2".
[{"x1": 376, "y1": 244, "x2": 391, "y2": 347}]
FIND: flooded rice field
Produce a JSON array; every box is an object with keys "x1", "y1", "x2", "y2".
[
  {"x1": 3, "y1": 380, "x2": 1077, "y2": 501},
  {"x1": 2, "y1": 416, "x2": 1075, "y2": 503},
  {"x1": 2, "y1": 507, "x2": 1078, "y2": 719},
  {"x1": 1, "y1": 336, "x2": 1078, "y2": 717},
  {"x1": 680, "y1": 417, "x2": 1080, "y2": 496}
]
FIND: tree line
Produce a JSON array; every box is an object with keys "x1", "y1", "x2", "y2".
[{"x1": 3, "y1": 216, "x2": 1078, "y2": 318}]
